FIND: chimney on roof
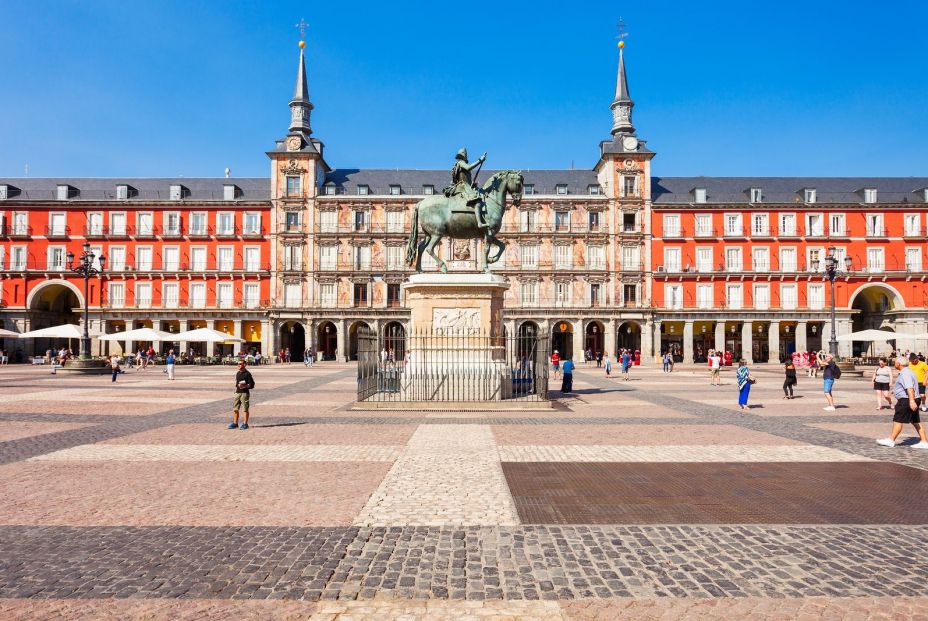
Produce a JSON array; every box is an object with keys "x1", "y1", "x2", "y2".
[{"x1": 224, "y1": 167, "x2": 231, "y2": 178}]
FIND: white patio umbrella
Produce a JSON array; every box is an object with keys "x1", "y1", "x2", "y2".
[
  {"x1": 0, "y1": 328, "x2": 20, "y2": 338},
  {"x1": 173, "y1": 327, "x2": 245, "y2": 343},
  {"x1": 835, "y1": 329, "x2": 916, "y2": 342},
  {"x1": 99, "y1": 327, "x2": 174, "y2": 342},
  {"x1": 17, "y1": 324, "x2": 98, "y2": 339}
]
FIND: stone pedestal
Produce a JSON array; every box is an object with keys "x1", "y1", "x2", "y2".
[{"x1": 401, "y1": 272, "x2": 510, "y2": 401}]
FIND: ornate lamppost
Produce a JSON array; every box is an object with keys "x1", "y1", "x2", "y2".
[
  {"x1": 817, "y1": 246, "x2": 852, "y2": 357},
  {"x1": 67, "y1": 242, "x2": 105, "y2": 359}
]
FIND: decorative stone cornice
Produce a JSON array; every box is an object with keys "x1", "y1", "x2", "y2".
[
  {"x1": 553, "y1": 239, "x2": 574, "y2": 247},
  {"x1": 281, "y1": 239, "x2": 304, "y2": 247},
  {"x1": 315, "y1": 203, "x2": 337, "y2": 211},
  {"x1": 280, "y1": 159, "x2": 306, "y2": 176},
  {"x1": 384, "y1": 203, "x2": 407, "y2": 212},
  {"x1": 281, "y1": 275, "x2": 303, "y2": 285},
  {"x1": 314, "y1": 274, "x2": 338, "y2": 283},
  {"x1": 349, "y1": 239, "x2": 374, "y2": 247},
  {"x1": 281, "y1": 202, "x2": 304, "y2": 213},
  {"x1": 349, "y1": 276, "x2": 373, "y2": 284}
]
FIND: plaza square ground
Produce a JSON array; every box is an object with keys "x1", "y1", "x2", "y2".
[{"x1": 1, "y1": 361, "x2": 927, "y2": 620}]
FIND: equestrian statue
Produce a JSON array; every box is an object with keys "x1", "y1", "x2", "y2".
[{"x1": 406, "y1": 148, "x2": 523, "y2": 273}]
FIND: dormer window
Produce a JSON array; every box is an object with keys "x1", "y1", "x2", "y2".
[
  {"x1": 223, "y1": 184, "x2": 239, "y2": 201},
  {"x1": 693, "y1": 188, "x2": 707, "y2": 204},
  {"x1": 423, "y1": 185, "x2": 435, "y2": 195},
  {"x1": 923, "y1": 189, "x2": 928, "y2": 203},
  {"x1": 358, "y1": 185, "x2": 369, "y2": 196},
  {"x1": 116, "y1": 184, "x2": 130, "y2": 200},
  {"x1": 863, "y1": 188, "x2": 877, "y2": 203},
  {"x1": 56, "y1": 185, "x2": 72, "y2": 201},
  {"x1": 524, "y1": 184, "x2": 535, "y2": 195},
  {"x1": 750, "y1": 187, "x2": 763, "y2": 203},
  {"x1": 588, "y1": 185, "x2": 601, "y2": 196},
  {"x1": 389, "y1": 185, "x2": 401, "y2": 196},
  {"x1": 556, "y1": 184, "x2": 568, "y2": 195},
  {"x1": 324, "y1": 182, "x2": 336, "y2": 196},
  {"x1": 169, "y1": 184, "x2": 186, "y2": 201},
  {"x1": 804, "y1": 188, "x2": 817, "y2": 204},
  {"x1": 0, "y1": 185, "x2": 8, "y2": 200}
]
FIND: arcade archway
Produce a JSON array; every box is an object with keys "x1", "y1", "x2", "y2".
[
  {"x1": 279, "y1": 321, "x2": 305, "y2": 361},
  {"x1": 617, "y1": 321, "x2": 641, "y2": 353},
  {"x1": 584, "y1": 321, "x2": 605, "y2": 359},
  {"x1": 28, "y1": 282, "x2": 81, "y2": 355},
  {"x1": 348, "y1": 321, "x2": 371, "y2": 361},
  {"x1": 317, "y1": 321, "x2": 338, "y2": 361},
  {"x1": 551, "y1": 320, "x2": 573, "y2": 360},
  {"x1": 850, "y1": 285, "x2": 903, "y2": 357},
  {"x1": 382, "y1": 321, "x2": 406, "y2": 362}
]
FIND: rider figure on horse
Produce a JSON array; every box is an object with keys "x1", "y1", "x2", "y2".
[{"x1": 444, "y1": 148, "x2": 488, "y2": 230}]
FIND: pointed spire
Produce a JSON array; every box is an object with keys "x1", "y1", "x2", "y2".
[
  {"x1": 289, "y1": 40, "x2": 313, "y2": 136},
  {"x1": 610, "y1": 41, "x2": 635, "y2": 136}
]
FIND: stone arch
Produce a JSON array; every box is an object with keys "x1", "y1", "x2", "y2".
[
  {"x1": 278, "y1": 320, "x2": 306, "y2": 361},
  {"x1": 316, "y1": 321, "x2": 339, "y2": 361},
  {"x1": 26, "y1": 280, "x2": 84, "y2": 312},
  {"x1": 584, "y1": 320, "x2": 606, "y2": 359},
  {"x1": 551, "y1": 319, "x2": 574, "y2": 360},
  {"x1": 348, "y1": 320, "x2": 372, "y2": 362},
  {"x1": 617, "y1": 320, "x2": 642, "y2": 353},
  {"x1": 848, "y1": 283, "x2": 905, "y2": 315},
  {"x1": 382, "y1": 321, "x2": 406, "y2": 361}
]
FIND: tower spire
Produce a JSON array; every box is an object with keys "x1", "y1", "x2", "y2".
[
  {"x1": 610, "y1": 21, "x2": 635, "y2": 136},
  {"x1": 289, "y1": 30, "x2": 313, "y2": 137}
]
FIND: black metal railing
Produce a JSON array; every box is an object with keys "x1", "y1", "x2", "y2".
[{"x1": 357, "y1": 326, "x2": 548, "y2": 403}]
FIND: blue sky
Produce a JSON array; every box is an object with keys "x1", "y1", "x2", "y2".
[{"x1": 2, "y1": 0, "x2": 926, "y2": 177}]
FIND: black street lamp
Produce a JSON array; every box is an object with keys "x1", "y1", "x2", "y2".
[
  {"x1": 818, "y1": 246, "x2": 853, "y2": 357},
  {"x1": 67, "y1": 242, "x2": 105, "y2": 359}
]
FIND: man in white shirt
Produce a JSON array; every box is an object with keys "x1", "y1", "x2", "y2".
[{"x1": 709, "y1": 351, "x2": 722, "y2": 386}]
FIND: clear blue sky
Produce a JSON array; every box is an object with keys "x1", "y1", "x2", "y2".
[{"x1": 3, "y1": 0, "x2": 927, "y2": 177}]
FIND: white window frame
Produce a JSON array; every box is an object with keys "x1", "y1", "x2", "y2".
[
  {"x1": 136, "y1": 212, "x2": 154, "y2": 236},
  {"x1": 135, "y1": 282, "x2": 153, "y2": 309},
  {"x1": 520, "y1": 244, "x2": 539, "y2": 269},
  {"x1": 554, "y1": 211, "x2": 570, "y2": 232},
  {"x1": 695, "y1": 247, "x2": 713, "y2": 273},
  {"x1": 386, "y1": 245, "x2": 404, "y2": 270},
  {"x1": 319, "y1": 244, "x2": 338, "y2": 271},
  {"x1": 779, "y1": 212, "x2": 797, "y2": 236},
  {"x1": 780, "y1": 283, "x2": 797, "y2": 310},
  {"x1": 319, "y1": 282, "x2": 337, "y2": 306},
  {"x1": 696, "y1": 284, "x2": 714, "y2": 309},
  {"x1": 905, "y1": 247, "x2": 922, "y2": 272},
  {"x1": 189, "y1": 283, "x2": 207, "y2": 309},
  {"x1": 162, "y1": 246, "x2": 180, "y2": 271},
  {"x1": 163, "y1": 211, "x2": 181, "y2": 236},
  {"x1": 622, "y1": 246, "x2": 640, "y2": 271},
  {"x1": 749, "y1": 188, "x2": 762, "y2": 203},
  {"x1": 108, "y1": 282, "x2": 125, "y2": 308},
  {"x1": 243, "y1": 246, "x2": 261, "y2": 272},
  {"x1": 867, "y1": 247, "x2": 884, "y2": 273},
  {"x1": 751, "y1": 213, "x2": 769, "y2": 236},
  {"x1": 723, "y1": 213, "x2": 743, "y2": 237},
  {"x1": 243, "y1": 212, "x2": 261, "y2": 235},
  {"x1": 587, "y1": 244, "x2": 605, "y2": 270},
  {"x1": 319, "y1": 210, "x2": 337, "y2": 232},
  {"x1": 554, "y1": 281, "x2": 572, "y2": 306},
  {"x1": 108, "y1": 246, "x2": 126, "y2": 271},
  {"x1": 216, "y1": 282, "x2": 234, "y2": 309},
  {"x1": 752, "y1": 247, "x2": 769, "y2": 273},
  {"x1": 622, "y1": 176, "x2": 637, "y2": 198},
  {"x1": 726, "y1": 284, "x2": 743, "y2": 310},
  {"x1": 109, "y1": 212, "x2": 127, "y2": 236},
  {"x1": 86, "y1": 212, "x2": 104, "y2": 236},
  {"x1": 47, "y1": 246, "x2": 66, "y2": 271},
  {"x1": 216, "y1": 212, "x2": 235, "y2": 236},
  {"x1": 663, "y1": 214, "x2": 681, "y2": 237},
  {"x1": 753, "y1": 284, "x2": 770, "y2": 310},
  {"x1": 904, "y1": 213, "x2": 921, "y2": 237},
  {"x1": 664, "y1": 284, "x2": 683, "y2": 310},
  {"x1": 866, "y1": 213, "x2": 884, "y2": 237},
  {"x1": 189, "y1": 246, "x2": 207, "y2": 271},
  {"x1": 386, "y1": 210, "x2": 405, "y2": 233},
  {"x1": 162, "y1": 282, "x2": 179, "y2": 309},
  {"x1": 134, "y1": 246, "x2": 153, "y2": 271},
  {"x1": 520, "y1": 281, "x2": 538, "y2": 307},
  {"x1": 724, "y1": 247, "x2": 742, "y2": 272},
  {"x1": 554, "y1": 244, "x2": 572, "y2": 270},
  {"x1": 216, "y1": 246, "x2": 235, "y2": 272},
  {"x1": 828, "y1": 213, "x2": 845, "y2": 236},
  {"x1": 805, "y1": 213, "x2": 824, "y2": 237},
  {"x1": 10, "y1": 245, "x2": 27, "y2": 270},
  {"x1": 863, "y1": 188, "x2": 877, "y2": 203},
  {"x1": 808, "y1": 284, "x2": 825, "y2": 310},
  {"x1": 804, "y1": 188, "x2": 817, "y2": 203},
  {"x1": 189, "y1": 212, "x2": 207, "y2": 236},
  {"x1": 694, "y1": 214, "x2": 712, "y2": 237},
  {"x1": 663, "y1": 247, "x2": 681, "y2": 273},
  {"x1": 243, "y1": 282, "x2": 260, "y2": 309},
  {"x1": 693, "y1": 188, "x2": 707, "y2": 203},
  {"x1": 779, "y1": 247, "x2": 797, "y2": 272}
]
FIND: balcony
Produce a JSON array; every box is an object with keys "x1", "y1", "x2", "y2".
[
  {"x1": 618, "y1": 225, "x2": 643, "y2": 235},
  {"x1": 693, "y1": 227, "x2": 716, "y2": 238},
  {"x1": 826, "y1": 227, "x2": 849, "y2": 239},
  {"x1": 722, "y1": 227, "x2": 746, "y2": 239},
  {"x1": 131, "y1": 225, "x2": 160, "y2": 239},
  {"x1": 865, "y1": 227, "x2": 887, "y2": 239},
  {"x1": 215, "y1": 226, "x2": 238, "y2": 239},
  {"x1": 778, "y1": 227, "x2": 800, "y2": 238},
  {"x1": 805, "y1": 228, "x2": 827, "y2": 239},
  {"x1": 103, "y1": 226, "x2": 130, "y2": 239},
  {"x1": 903, "y1": 228, "x2": 925, "y2": 239},
  {"x1": 45, "y1": 225, "x2": 71, "y2": 238},
  {"x1": 84, "y1": 226, "x2": 107, "y2": 238},
  {"x1": 242, "y1": 227, "x2": 265, "y2": 238},
  {"x1": 1, "y1": 225, "x2": 32, "y2": 238},
  {"x1": 750, "y1": 227, "x2": 773, "y2": 239},
  {"x1": 662, "y1": 228, "x2": 685, "y2": 239},
  {"x1": 187, "y1": 225, "x2": 212, "y2": 238},
  {"x1": 160, "y1": 228, "x2": 183, "y2": 239}
]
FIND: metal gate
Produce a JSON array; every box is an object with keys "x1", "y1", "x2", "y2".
[{"x1": 357, "y1": 326, "x2": 548, "y2": 403}]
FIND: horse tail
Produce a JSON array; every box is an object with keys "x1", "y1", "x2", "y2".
[{"x1": 406, "y1": 205, "x2": 419, "y2": 265}]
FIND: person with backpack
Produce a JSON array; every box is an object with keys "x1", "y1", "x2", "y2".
[
  {"x1": 783, "y1": 360, "x2": 798, "y2": 399},
  {"x1": 822, "y1": 353, "x2": 841, "y2": 411}
]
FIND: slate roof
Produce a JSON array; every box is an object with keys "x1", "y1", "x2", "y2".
[
  {"x1": 0, "y1": 178, "x2": 270, "y2": 201},
  {"x1": 2, "y1": 175, "x2": 927, "y2": 204},
  {"x1": 323, "y1": 169, "x2": 602, "y2": 196},
  {"x1": 651, "y1": 177, "x2": 928, "y2": 205}
]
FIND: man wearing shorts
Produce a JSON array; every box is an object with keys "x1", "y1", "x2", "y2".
[
  {"x1": 877, "y1": 356, "x2": 928, "y2": 448},
  {"x1": 908, "y1": 353, "x2": 928, "y2": 411},
  {"x1": 708, "y1": 351, "x2": 722, "y2": 386},
  {"x1": 551, "y1": 350, "x2": 561, "y2": 379},
  {"x1": 229, "y1": 360, "x2": 255, "y2": 430},
  {"x1": 822, "y1": 353, "x2": 839, "y2": 411}
]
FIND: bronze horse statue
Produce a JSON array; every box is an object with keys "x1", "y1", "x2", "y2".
[{"x1": 406, "y1": 170, "x2": 523, "y2": 273}]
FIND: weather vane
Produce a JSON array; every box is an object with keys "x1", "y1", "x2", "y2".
[
  {"x1": 616, "y1": 17, "x2": 628, "y2": 48},
  {"x1": 295, "y1": 18, "x2": 307, "y2": 41}
]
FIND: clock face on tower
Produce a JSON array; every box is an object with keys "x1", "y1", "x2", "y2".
[
  {"x1": 287, "y1": 136, "x2": 301, "y2": 151},
  {"x1": 622, "y1": 136, "x2": 638, "y2": 151}
]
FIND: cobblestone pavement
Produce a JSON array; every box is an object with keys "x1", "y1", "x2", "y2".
[{"x1": 1, "y1": 362, "x2": 928, "y2": 618}]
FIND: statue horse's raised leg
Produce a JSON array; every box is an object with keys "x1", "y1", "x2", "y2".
[
  {"x1": 424, "y1": 234, "x2": 447, "y2": 273},
  {"x1": 483, "y1": 233, "x2": 506, "y2": 272},
  {"x1": 415, "y1": 238, "x2": 429, "y2": 272}
]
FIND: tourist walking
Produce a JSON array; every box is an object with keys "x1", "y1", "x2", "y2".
[
  {"x1": 872, "y1": 357, "x2": 893, "y2": 410},
  {"x1": 822, "y1": 353, "x2": 841, "y2": 411},
  {"x1": 604, "y1": 353, "x2": 612, "y2": 377},
  {"x1": 551, "y1": 350, "x2": 561, "y2": 379},
  {"x1": 561, "y1": 356, "x2": 575, "y2": 393},
  {"x1": 909, "y1": 353, "x2": 928, "y2": 411},
  {"x1": 662, "y1": 351, "x2": 672, "y2": 373},
  {"x1": 783, "y1": 360, "x2": 797, "y2": 399},
  {"x1": 621, "y1": 350, "x2": 632, "y2": 381},
  {"x1": 876, "y1": 356, "x2": 928, "y2": 448},
  {"x1": 709, "y1": 350, "x2": 722, "y2": 386},
  {"x1": 596, "y1": 351, "x2": 603, "y2": 368},
  {"x1": 229, "y1": 360, "x2": 255, "y2": 430},
  {"x1": 110, "y1": 354, "x2": 121, "y2": 382},
  {"x1": 736, "y1": 360, "x2": 754, "y2": 412},
  {"x1": 165, "y1": 349, "x2": 176, "y2": 380}
]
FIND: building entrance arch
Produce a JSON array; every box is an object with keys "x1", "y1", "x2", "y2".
[
  {"x1": 26, "y1": 281, "x2": 82, "y2": 356},
  {"x1": 382, "y1": 321, "x2": 406, "y2": 361},
  {"x1": 584, "y1": 321, "x2": 605, "y2": 360},
  {"x1": 348, "y1": 321, "x2": 371, "y2": 361},
  {"x1": 317, "y1": 321, "x2": 338, "y2": 361},
  {"x1": 617, "y1": 321, "x2": 641, "y2": 353},
  {"x1": 551, "y1": 320, "x2": 573, "y2": 361},
  {"x1": 279, "y1": 321, "x2": 305, "y2": 361},
  {"x1": 850, "y1": 284, "x2": 903, "y2": 357}
]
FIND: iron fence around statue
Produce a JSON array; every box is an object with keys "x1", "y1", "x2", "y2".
[{"x1": 357, "y1": 326, "x2": 548, "y2": 402}]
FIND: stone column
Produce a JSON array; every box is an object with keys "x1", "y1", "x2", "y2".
[
  {"x1": 572, "y1": 320, "x2": 584, "y2": 362},
  {"x1": 261, "y1": 319, "x2": 273, "y2": 358},
  {"x1": 795, "y1": 321, "x2": 807, "y2": 355},
  {"x1": 338, "y1": 318, "x2": 348, "y2": 362},
  {"x1": 306, "y1": 320, "x2": 316, "y2": 351},
  {"x1": 652, "y1": 320, "x2": 662, "y2": 361},
  {"x1": 178, "y1": 319, "x2": 189, "y2": 357},
  {"x1": 768, "y1": 321, "x2": 780, "y2": 363},
  {"x1": 714, "y1": 321, "x2": 725, "y2": 354},
  {"x1": 741, "y1": 321, "x2": 754, "y2": 364},
  {"x1": 837, "y1": 318, "x2": 853, "y2": 358},
  {"x1": 604, "y1": 319, "x2": 617, "y2": 359},
  {"x1": 822, "y1": 321, "x2": 833, "y2": 355},
  {"x1": 641, "y1": 319, "x2": 653, "y2": 361},
  {"x1": 682, "y1": 320, "x2": 694, "y2": 364},
  {"x1": 233, "y1": 320, "x2": 243, "y2": 353}
]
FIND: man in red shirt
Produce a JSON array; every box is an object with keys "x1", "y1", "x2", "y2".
[{"x1": 550, "y1": 350, "x2": 561, "y2": 379}]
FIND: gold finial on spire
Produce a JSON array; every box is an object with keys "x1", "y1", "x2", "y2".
[
  {"x1": 616, "y1": 17, "x2": 628, "y2": 49},
  {"x1": 296, "y1": 18, "x2": 307, "y2": 48}
]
